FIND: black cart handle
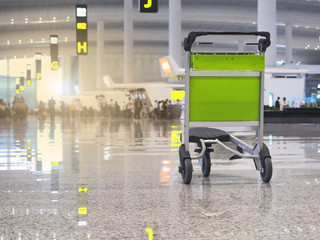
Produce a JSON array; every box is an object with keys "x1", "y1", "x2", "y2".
[{"x1": 184, "y1": 31, "x2": 271, "y2": 53}]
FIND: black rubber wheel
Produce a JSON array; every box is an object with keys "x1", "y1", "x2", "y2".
[
  {"x1": 256, "y1": 143, "x2": 273, "y2": 183},
  {"x1": 200, "y1": 153, "x2": 211, "y2": 177},
  {"x1": 182, "y1": 158, "x2": 193, "y2": 184},
  {"x1": 260, "y1": 157, "x2": 272, "y2": 182}
]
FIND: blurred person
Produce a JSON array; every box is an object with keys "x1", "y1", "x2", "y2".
[
  {"x1": 166, "y1": 100, "x2": 173, "y2": 119},
  {"x1": 38, "y1": 100, "x2": 46, "y2": 121},
  {"x1": 70, "y1": 101, "x2": 77, "y2": 120},
  {"x1": 110, "y1": 99, "x2": 116, "y2": 117},
  {"x1": 60, "y1": 101, "x2": 66, "y2": 118},
  {"x1": 141, "y1": 102, "x2": 149, "y2": 119},
  {"x1": 48, "y1": 97, "x2": 56, "y2": 122},
  {"x1": 134, "y1": 98, "x2": 142, "y2": 119},
  {"x1": 126, "y1": 98, "x2": 133, "y2": 120},
  {"x1": 280, "y1": 97, "x2": 289, "y2": 111},
  {"x1": 153, "y1": 100, "x2": 158, "y2": 119},
  {"x1": 275, "y1": 97, "x2": 280, "y2": 109}
]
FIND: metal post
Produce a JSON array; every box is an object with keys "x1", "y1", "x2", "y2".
[
  {"x1": 97, "y1": 20, "x2": 105, "y2": 90},
  {"x1": 169, "y1": 0, "x2": 182, "y2": 66},
  {"x1": 124, "y1": 0, "x2": 133, "y2": 83},
  {"x1": 184, "y1": 52, "x2": 190, "y2": 151},
  {"x1": 258, "y1": 0, "x2": 277, "y2": 66},
  {"x1": 6, "y1": 59, "x2": 10, "y2": 105},
  {"x1": 259, "y1": 71, "x2": 265, "y2": 149}
]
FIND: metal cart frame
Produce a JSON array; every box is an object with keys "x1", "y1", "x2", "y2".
[{"x1": 179, "y1": 31, "x2": 273, "y2": 184}]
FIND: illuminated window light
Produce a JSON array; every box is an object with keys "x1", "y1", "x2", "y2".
[
  {"x1": 25, "y1": 18, "x2": 28, "y2": 23},
  {"x1": 306, "y1": 26, "x2": 310, "y2": 29},
  {"x1": 252, "y1": 22, "x2": 256, "y2": 25},
  {"x1": 64, "y1": 37, "x2": 68, "y2": 42},
  {"x1": 294, "y1": 25, "x2": 299, "y2": 28},
  {"x1": 14, "y1": 56, "x2": 16, "y2": 59},
  {"x1": 42, "y1": 38, "x2": 45, "y2": 43},
  {"x1": 66, "y1": 16, "x2": 70, "y2": 22},
  {"x1": 11, "y1": 18, "x2": 14, "y2": 24},
  {"x1": 39, "y1": 17, "x2": 42, "y2": 23},
  {"x1": 30, "y1": 39, "x2": 33, "y2": 43},
  {"x1": 53, "y1": 17, "x2": 56, "y2": 22},
  {"x1": 317, "y1": 27, "x2": 320, "y2": 30},
  {"x1": 19, "y1": 40, "x2": 21, "y2": 44},
  {"x1": 7, "y1": 40, "x2": 10, "y2": 45}
]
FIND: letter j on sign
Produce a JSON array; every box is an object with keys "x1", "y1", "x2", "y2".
[{"x1": 139, "y1": 0, "x2": 158, "y2": 13}]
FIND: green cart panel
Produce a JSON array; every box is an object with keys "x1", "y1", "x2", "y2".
[
  {"x1": 189, "y1": 76, "x2": 260, "y2": 122},
  {"x1": 192, "y1": 54, "x2": 265, "y2": 71}
]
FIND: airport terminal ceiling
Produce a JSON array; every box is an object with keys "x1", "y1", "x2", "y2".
[{"x1": 0, "y1": 0, "x2": 320, "y2": 62}]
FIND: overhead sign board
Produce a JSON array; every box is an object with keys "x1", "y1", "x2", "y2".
[
  {"x1": 35, "y1": 53, "x2": 42, "y2": 80},
  {"x1": 139, "y1": 0, "x2": 158, "y2": 13},
  {"x1": 76, "y1": 4, "x2": 88, "y2": 55},
  {"x1": 50, "y1": 35, "x2": 59, "y2": 70}
]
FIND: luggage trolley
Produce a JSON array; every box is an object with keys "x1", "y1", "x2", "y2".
[{"x1": 178, "y1": 31, "x2": 273, "y2": 184}]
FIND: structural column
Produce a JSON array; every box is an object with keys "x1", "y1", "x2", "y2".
[
  {"x1": 97, "y1": 20, "x2": 105, "y2": 90},
  {"x1": 169, "y1": 0, "x2": 182, "y2": 67},
  {"x1": 6, "y1": 59, "x2": 10, "y2": 104},
  {"x1": 78, "y1": 56, "x2": 86, "y2": 93},
  {"x1": 62, "y1": 56, "x2": 72, "y2": 95},
  {"x1": 124, "y1": 0, "x2": 133, "y2": 83},
  {"x1": 257, "y1": 0, "x2": 277, "y2": 66},
  {"x1": 285, "y1": 24, "x2": 293, "y2": 64}
]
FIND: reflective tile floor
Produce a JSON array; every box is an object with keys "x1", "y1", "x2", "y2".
[{"x1": 0, "y1": 116, "x2": 320, "y2": 239}]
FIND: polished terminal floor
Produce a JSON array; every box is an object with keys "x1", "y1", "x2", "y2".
[{"x1": 0, "y1": 116, "x2": 319, "y2": 240}]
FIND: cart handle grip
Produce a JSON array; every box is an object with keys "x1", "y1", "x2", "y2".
[{"x1": 184, "y1": 31, "x2": 271, "y2": 53}]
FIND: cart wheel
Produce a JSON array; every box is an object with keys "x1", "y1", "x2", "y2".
[
  {"x1": 182, "y1": 158, "x2": 193, "y2": 184},
  {"x1": 199, "y1": 153, "x2": 211, "y2": 177},
  {"x1": 257, "y1": 143, "x2": 273, "y2": 183},
  {"x1": 261, "y1": 157, "x2": 272, "y2": 182}
]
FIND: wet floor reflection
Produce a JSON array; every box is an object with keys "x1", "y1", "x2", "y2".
[{"x1": 0, "y1": 117, "x2": 320, "y2": 239}]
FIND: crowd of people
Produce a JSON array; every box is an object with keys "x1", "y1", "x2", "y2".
[
  {"x1": 0, "y1": 96, "x2": 183, "y2": 121},
  {"x1": 0, "y1": 96, "x2": 28, "y2": 120},
  {"x1": 152, "y1": 99, "x2": 182, "y2": 119},
  {"x1": 274, "y1": 97, "x2": 289, "y2": 111}
]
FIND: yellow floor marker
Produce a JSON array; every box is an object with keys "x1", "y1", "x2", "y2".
[{"x1": 145, "y1": 228, "x2": 153, "y2": 240}]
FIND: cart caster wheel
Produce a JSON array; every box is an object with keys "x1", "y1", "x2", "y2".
[
  {"x1": 182, "y1": 158, "x2": 193, "y2": 184},
  {"x1": 256, "y1": 143, "x2": 273, "y2": 183},
  {"x1": 199, "y1": 153, "x2": 211, "y2": 177},
  {"x1": 261, "y1": 157, "x2": 272, "y2": 182}
]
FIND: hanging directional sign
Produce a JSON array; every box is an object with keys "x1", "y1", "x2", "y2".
[
  {"x1": 50, "y1": 35, "x2": 59, "y2": 70},
  {"x1": 26, "y1": 64, "x2": 31, "y2": 87},
  {"x1": 76, "y1": 4, "x2": 88, "y2": 55},
  {"x1": 16, "y1": 78, "x2": 20, "y2": 95},
  {"x1": 35, "y1": 53, "x2": 42, "y2": 80},
  {"x1": 20, "y1": 72, "x2": 25, "y2": 91},
  {"x1": 139, "y1": 0, "x2": 158, "y2": 13}
]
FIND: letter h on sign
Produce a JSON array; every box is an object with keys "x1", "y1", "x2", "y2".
[{"x1": 76, "y1": 4, "x2": 88, "y2": 55}]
